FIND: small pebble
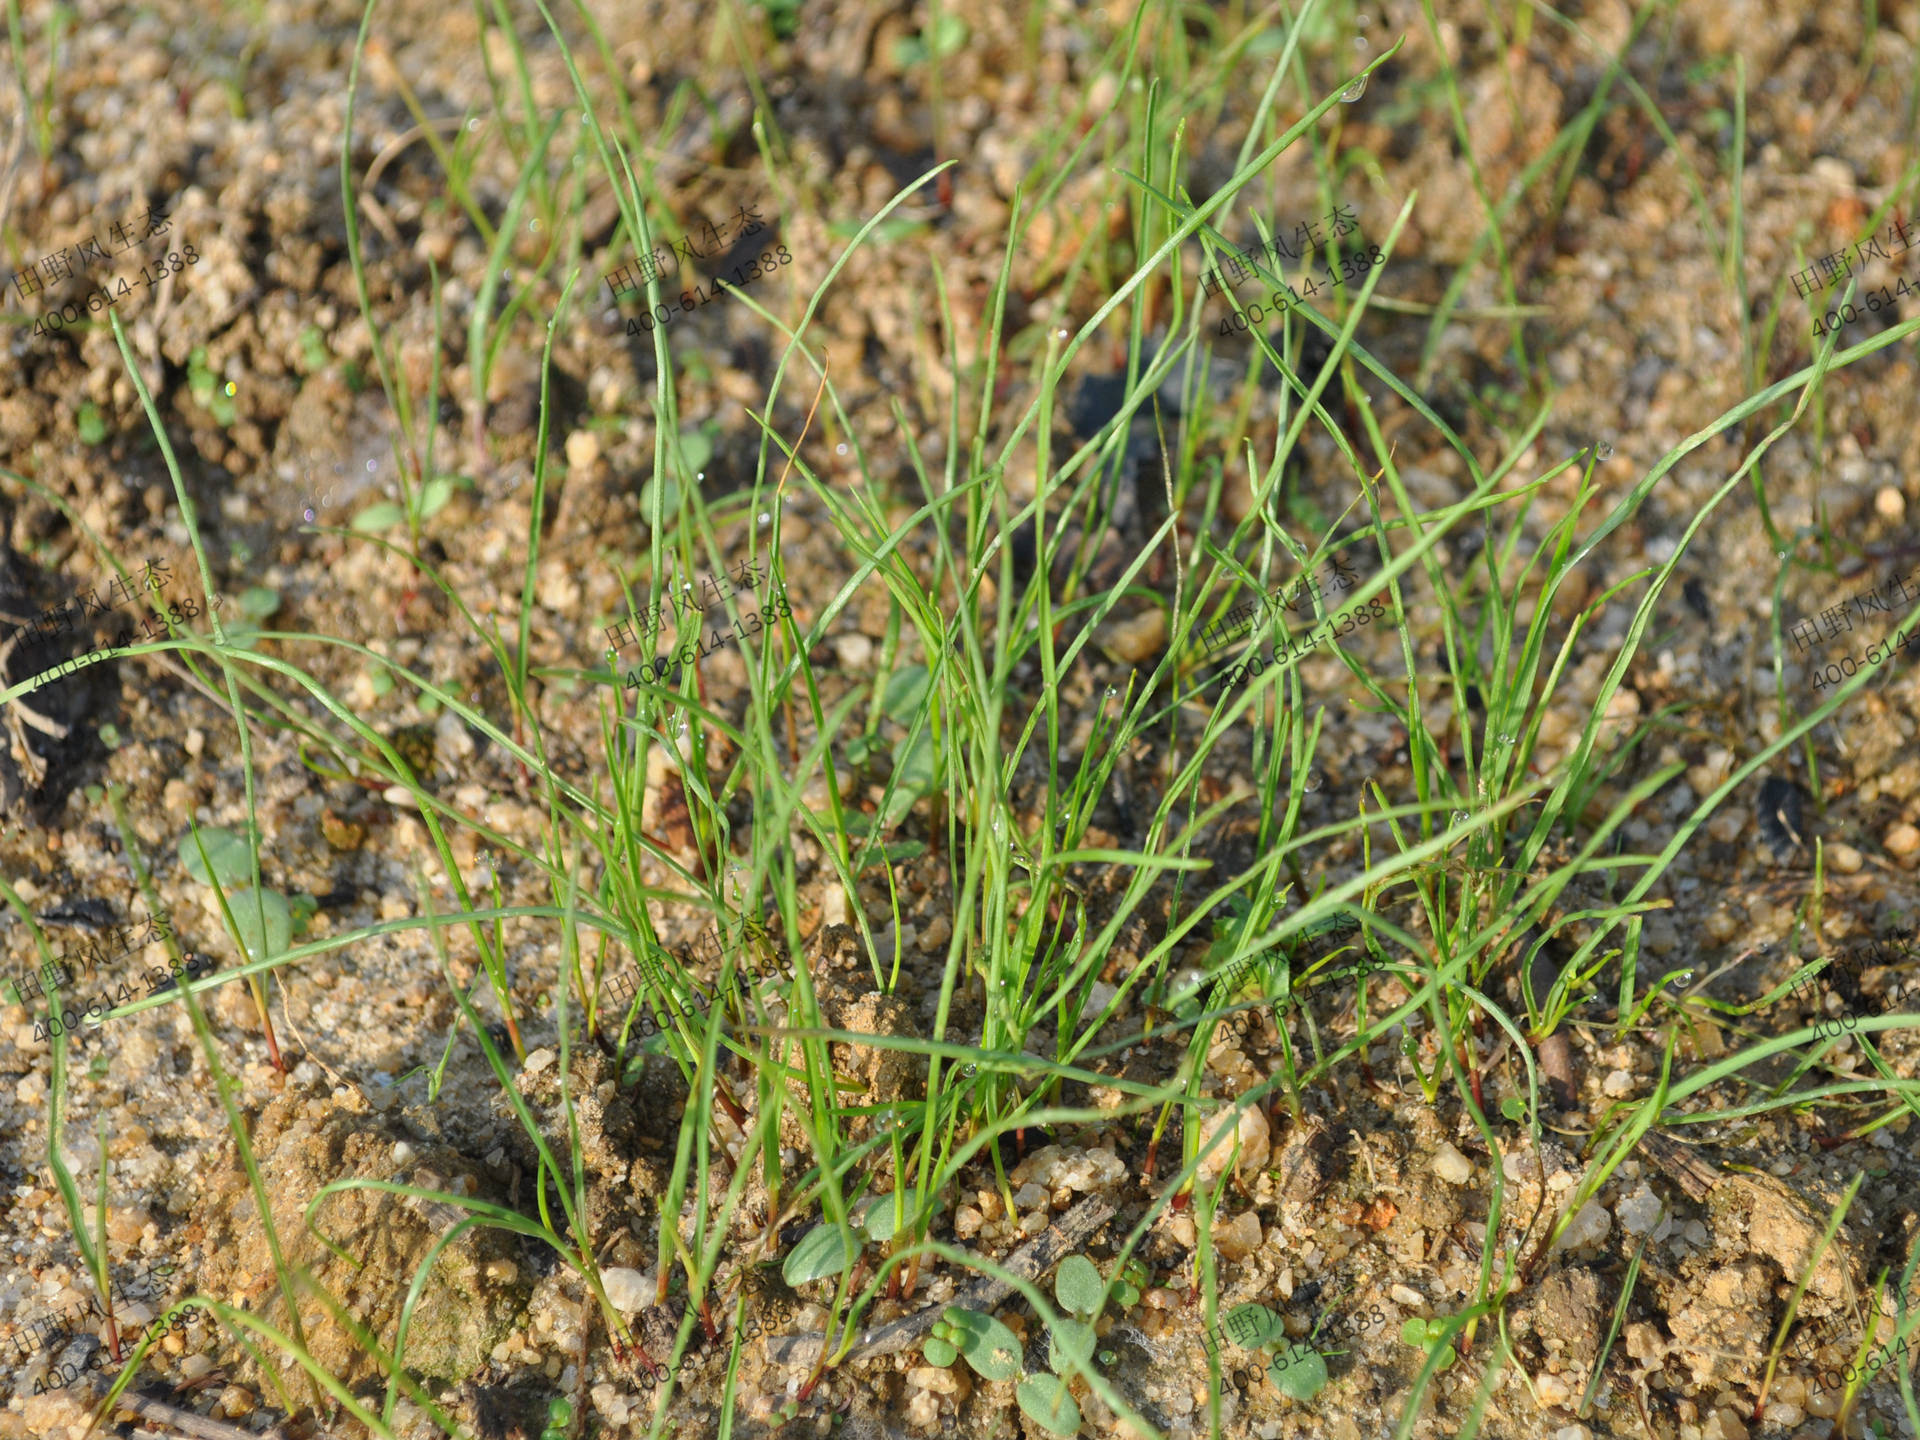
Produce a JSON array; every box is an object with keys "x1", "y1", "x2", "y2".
[
  {"x1": 905, "y1": 1393, "x2": 942, "y2": 1429},
  {"x1": 589, "y1": 1382, "x2": 630, "y2": 1427},
  {"x1": 1885, "y1": 822, "x2": 1920, "y2": 860},
  {"x1": 600, "y1": 1267, "x2": 651, "y2": 1313},
  {"x1": 1875, "y1": 486, "x2": 1905, "y2": 520},
  {"x1": 909, "y1": 1365, "x2": 960, "y2": 1395},
  {"x1": 1554, "y1": 1199, "x2": 1611, "y2": 1252},
  {"x1": 1706, "y1": 809, "x2": 1747, "y2": 843},
  {"x1": 565, "y1": 431, "x2": 600, "y2": 471},
  {"x1": 1096, "y1": 608, "x2": 1166, "y2": 665},
  {"x1": 831, "y1": 633, "x2": 874, "y2": 670},
  {"x1": 1535, "y1": 1372, "x2": 1572, "y2": 1407},
  {"x1": 1431, "y1": 1142, "x2": 1472, "y2": 1185},
  {"x1": 1213, "y1": 1210, "x2": 1264, "y2": 1261},
  {"x1": 1615, "y1": 1185, "x2": 1664, "y2": 1234},
  {"x1": 1829, "y1": 843, "x2": 1864, "y2": 874}
]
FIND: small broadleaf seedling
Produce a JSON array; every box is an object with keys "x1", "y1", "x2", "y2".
[
  {"x1": 1047, "y1": 1254, "x2": 1107, "y2": 1378},
  {"x1": 941, "y1": 1306, "x2": 1024, "y2": 1381},
  {"x1": 226, "y1": 886, "x2": 292, "y2": 963},
  {"x1": 1048, "y1": 1315, "x2": 1097, "y2": 1375},
  {"x1": 1221, "y1": 1302, "x2": 1331, "y2": 1401},
  {"x1": 1268, "y1": 1340, "x2": 1330, "y2": 1400},
  {"x1": 1399, "y1": 1316, "x2": 1458, "y2": 1372},
  {"x1": 854, "y1": 1188, "x2": 928, "y2": 1243},
  {"x1": 1224, "y1": 1302, "x2": 1285, "y2": 1348},
  {"x1": 922, "y1": 1254, "x2": 1138, "y2": 1419},
  {"x1": 177, "y1": 825, "x2": 258, "y2": 887},
  {"x1": 1054, "y1": 1255, "x2": 1105, "y2": 1318},
  {"x1": 1015, "y1": 1373, "x2": 1082, "y2": 1436},
  {"x1": 782, "y1": 1222, "x2": 860, "y2": 1286},
  {"x1": 784, "y1": 1192, "x2": 926, "y2": 1292}
]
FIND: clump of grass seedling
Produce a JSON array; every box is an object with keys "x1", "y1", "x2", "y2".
[
  {"x1": 31, "y1": 0, "x2": 1914, "y2": 1427},
  {"x1": 5, "y1": 0, "x2": 68, "y2": 163}
]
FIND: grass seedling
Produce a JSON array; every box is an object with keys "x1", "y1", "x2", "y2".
[{"x1": 177, "y1": 821, "x2": 286, "y2": 1071}]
